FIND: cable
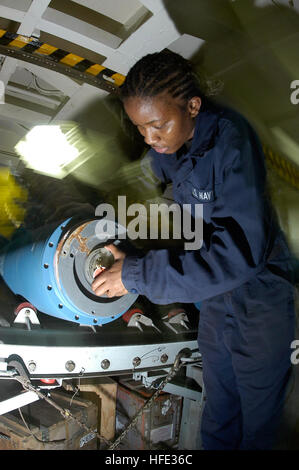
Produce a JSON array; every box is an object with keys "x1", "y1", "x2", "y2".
[
  {"x1": 18, "y1": 407, "x2": 67, "y2": 446},
  {"x1": 25, "y1": 69, "x2": 65, "y2": 97},
  {"x1": 18, "y1": 407, "x2": 45, "y2": 443},
  {"x1": 33, "y1": 75, "x2": 64, "y2": 96},
  {"x1": 69, "y1": 378, "x2": 80, "y2": 408}
]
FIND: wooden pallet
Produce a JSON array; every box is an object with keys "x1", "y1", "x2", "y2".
[
  {"x1": 63, "y1": 377, "x2": 117, "y2": 446},
  {"x1": 0, "y1": 389, "x2": 97, "y2": 450}
]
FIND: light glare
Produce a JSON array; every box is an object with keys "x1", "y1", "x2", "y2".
[{"x1": 15, "y1": 125, "x2": 80, "y2": 178}]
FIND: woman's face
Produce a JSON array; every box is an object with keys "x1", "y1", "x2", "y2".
[{"x1": 124, "y1": 93, "x2": 201, "y2": 154}]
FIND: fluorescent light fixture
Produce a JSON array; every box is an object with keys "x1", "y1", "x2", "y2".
[{"x1": 15, "y1": 124, "x2": 81, "y2": 178}]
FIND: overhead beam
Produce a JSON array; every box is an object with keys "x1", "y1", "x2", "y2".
[
  {"x1": 41, "y1": 7, "x2": 122, "y2": 49},
  {"x1": 0, "y1": 0, "x2": 51, "y2": 86},
  {"x1": 0, "y1": 0, "x2": 179, "y2": 82},
  {"x1": 72, "y1": 0, "x2": 147, "y2": 24},
  {"x1": 0, "y1": 4, "x2": 118, "y2": 60},
  {"x1": 38, "y1": 17, "x2": 116, "y2": 59},
  {"x1": 15, "y1": 0, "x2": 52, "y2": 36},
  {"x1": 102, "y1": 6, "x2": 180, "y2": 74},
  {"x1": 0, "y1": 43, "x2": 120, "y2": 94},
  {"x1": 5, "y1": 94, "x2": 54, "y2": 117},
  {"x1": 0, "y1": 5, "x2": 25, "y2": 24}
]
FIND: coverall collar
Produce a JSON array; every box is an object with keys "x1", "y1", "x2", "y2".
[{"x1": 189, "y1": 97, "x2": 223, "y2": 157}]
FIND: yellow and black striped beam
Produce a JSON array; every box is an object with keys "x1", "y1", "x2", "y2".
[{"x1": 0, "y1": 29, "x2": 125, "y2": 94}]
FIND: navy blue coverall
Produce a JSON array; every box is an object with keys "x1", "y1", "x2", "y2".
[{"x1": 121, "y1": 98, "x2": 296, "y2": 450}]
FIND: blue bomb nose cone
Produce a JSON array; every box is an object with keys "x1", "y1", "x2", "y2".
[{"x1": 0, "y1": 218, "x2": 138, "y2": 326}]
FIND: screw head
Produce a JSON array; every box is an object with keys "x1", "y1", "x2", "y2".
[
  {"x1": 65, "y1": 360, "x2": 76, "y2": 372},
  {"x1": 160, "y1": 354, "x2": 168, "y2": 364},
  {"x1": 28, "y1": 361, "x2": 36, "y2": 372},
  {"x1": 101, "y1": 359, "x2": 110, "y2": 370},
  {"x1": 132, "y1": 357, "x2": 141, "y2": 367}
]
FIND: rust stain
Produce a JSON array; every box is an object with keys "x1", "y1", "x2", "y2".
[
  {"x1": 54, "y1": 222, "x2": 92, "y2": 286},
  {"x1": 57, "y1": 222, "x2": 90, "y2": 261}
]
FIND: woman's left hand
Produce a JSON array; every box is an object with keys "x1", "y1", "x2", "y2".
[{"x1": 91, "y1": 244, "x2": 128, "y2": 297}]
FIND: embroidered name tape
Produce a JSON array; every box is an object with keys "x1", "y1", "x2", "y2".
[{"x1": 192, "y1": 187, "x2": 215, "y2": 201}]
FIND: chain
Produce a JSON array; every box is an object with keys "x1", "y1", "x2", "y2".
[
  {"x1": 107, "y1": 350, "x2": 190, "y2": 450},
  {"x1": 11, "y1": 350, "x2": 196, "y2": 450},
  {"x1": 13, "y1": 375, "x2": 113, "y2": 447}
]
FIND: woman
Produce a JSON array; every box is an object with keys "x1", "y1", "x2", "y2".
[{"x1": 92, "y1": 51, "x2": 295, "y2": 450}]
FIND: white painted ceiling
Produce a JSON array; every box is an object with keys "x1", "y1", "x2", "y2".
[{"x1": 0, "y1": 0, "x2": 298, "y2": 174}]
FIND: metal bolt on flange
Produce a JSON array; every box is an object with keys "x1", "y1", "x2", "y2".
[
  {"x1": 65, "y1": 360, "x2": 76, "y2": 372},
  {"x1": 132, "y1": 357, "x2": 141, "y2": 367},
  {"x1": 160, "y1": 354, "x2": 168, "y2": 363},
  {"x1": 101, "y1": 359, "x2": 110, "y2": 370},
  {"x1": 28, "y1": 361, "x2": 36, "y2": 372}
]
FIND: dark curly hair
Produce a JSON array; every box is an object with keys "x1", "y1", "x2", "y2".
[{"x1": 120, "y1": 50, "x2": 203, "y2": 102}]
